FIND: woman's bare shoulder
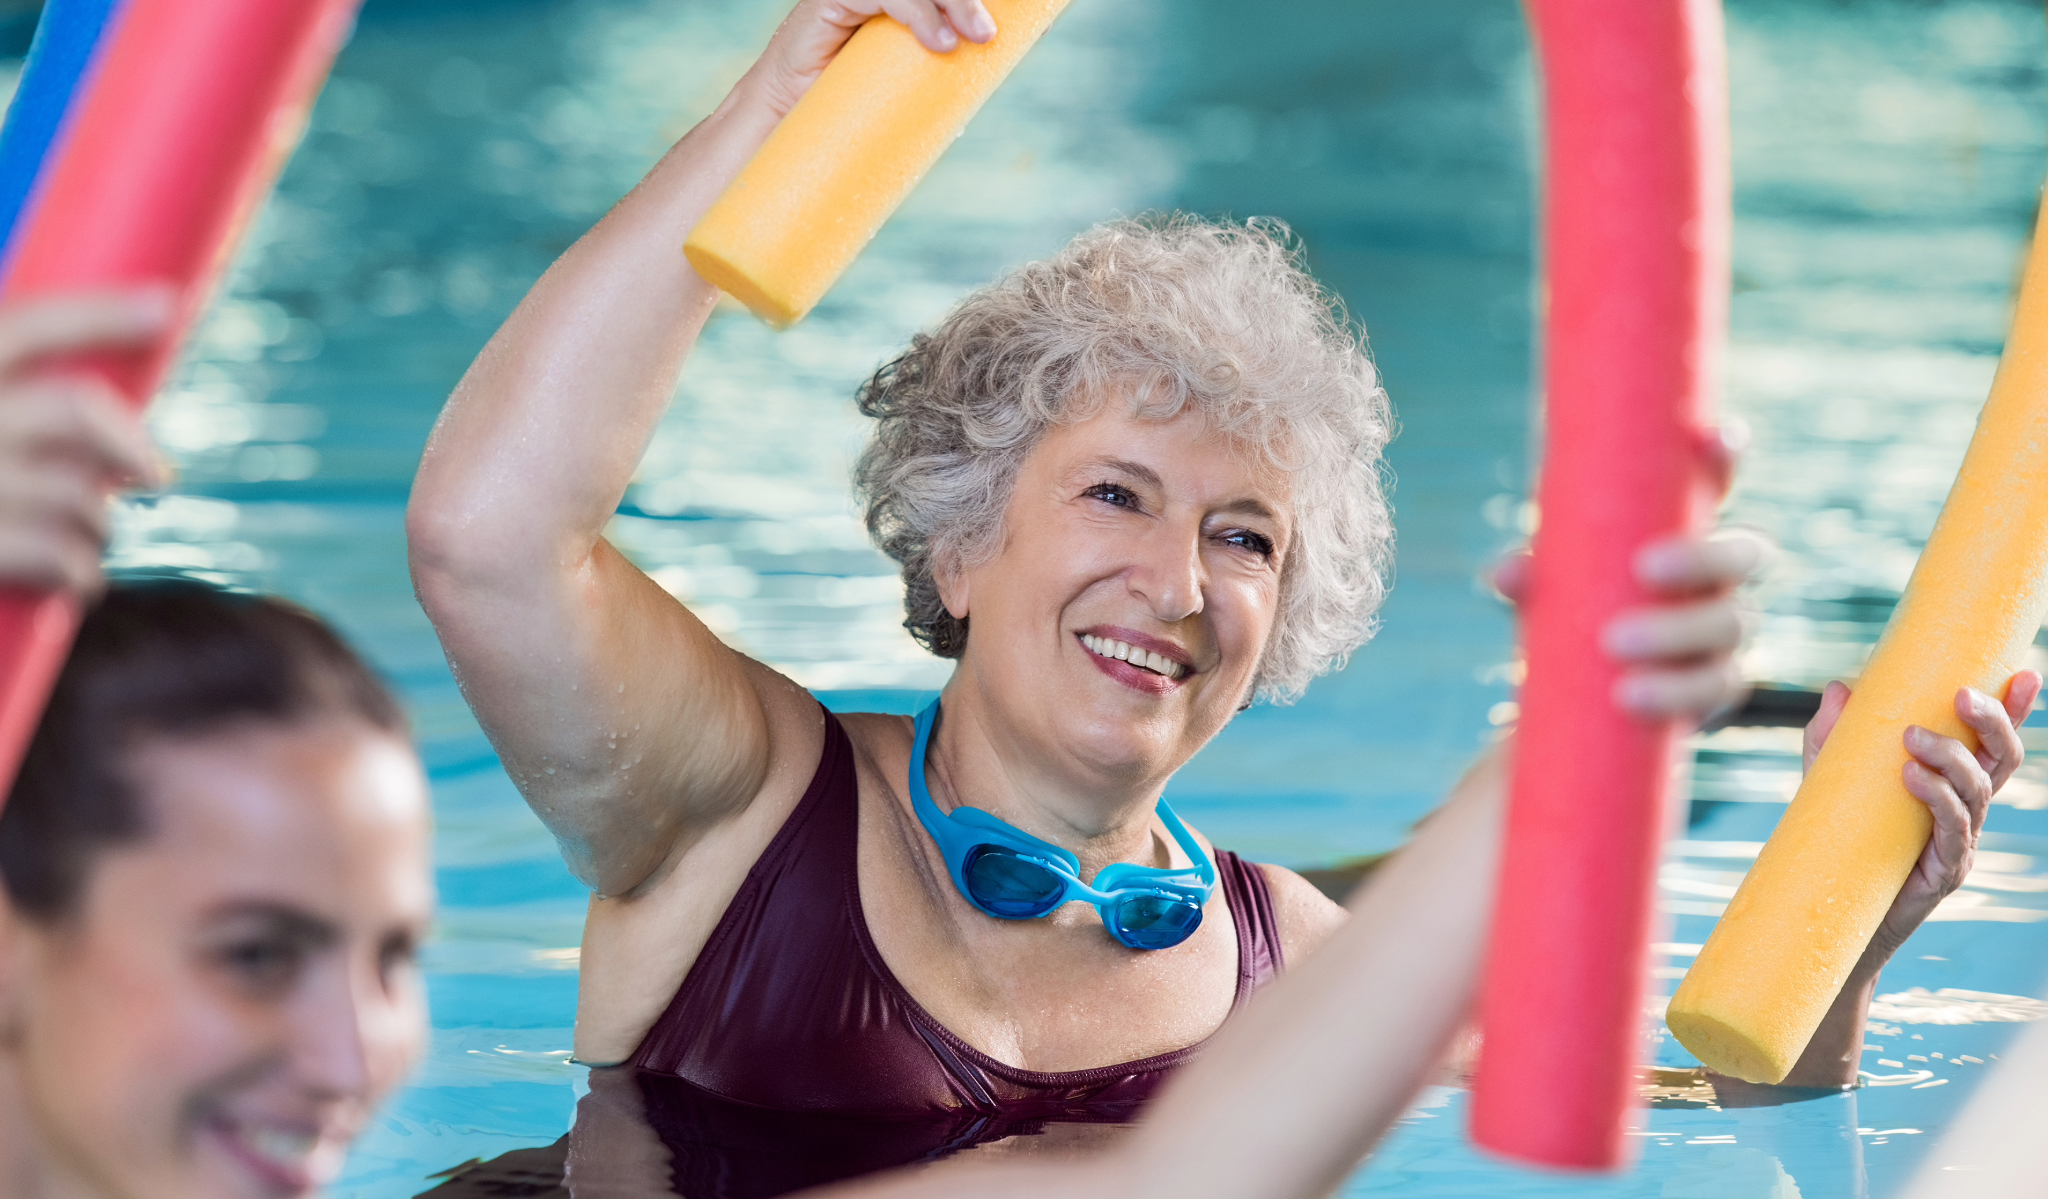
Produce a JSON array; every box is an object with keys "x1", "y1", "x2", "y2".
[
  {"x1": 1254, "y1": 862, "x2": 1350, "y2": 966},
  {"x1": 834, "y1": 709, "x2": 917, "y2": 787}
]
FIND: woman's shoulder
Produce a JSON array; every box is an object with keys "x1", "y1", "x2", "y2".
[
  {"x1": 1249, "y1": 861, "x2": 1349, "y2": 966},
  {"x1": 833, "y1": 709, "x2": 917, "y2": 780}
]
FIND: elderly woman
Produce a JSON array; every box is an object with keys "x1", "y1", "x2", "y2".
[{"x1": 407, "y1": 0, "x2": 1756, "y2": 1126}]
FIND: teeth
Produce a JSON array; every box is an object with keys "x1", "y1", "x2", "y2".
[
  {"x1": 244, "y1": 1126, "x2": 317, "y2": 1167},
  {"x1": 1081, "y1": 635, "x2": 1186, "y2": 679}
]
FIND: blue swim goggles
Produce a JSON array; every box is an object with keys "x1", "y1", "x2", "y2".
[{"x1": 908, "y1": 699, "x2": 1216, "y2": 950}]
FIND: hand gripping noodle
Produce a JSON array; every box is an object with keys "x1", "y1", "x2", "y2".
[
  {"x1": 1470, "y1": 0, "x2": 1730, "y2": 1169},
  {"x1": 684, "y1": 0, "x2": 1073, "y2": 327},
  {"x1": 0, "y1": 0, "x2": 362, "y2": 801},
  {"x1": 1666, "y1": 201, "x2": 2048, "y2": 1085}
]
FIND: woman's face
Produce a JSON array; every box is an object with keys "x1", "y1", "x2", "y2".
[
  {"x1": 0, "y1": 717, "x2": 433, "y2": 1199},
  {"x1": 946, "y1": 402, "x2": 1292, "y2": 794}
]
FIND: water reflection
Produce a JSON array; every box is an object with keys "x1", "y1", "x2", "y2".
[{"x1": 417, "y1": 1068, "x2": 1140, "y2": 1198}]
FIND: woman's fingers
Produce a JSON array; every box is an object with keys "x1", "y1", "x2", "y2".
[
  {"x1": 1488, "y1": 550, "x2": 1531, "y2": 606},
  {"x1": 0, "y1": 522, "x2": 104, "y2": 595},
  {"x1": 1496, "y1": 528, "x2": 1763, "y2": 724},
  {"x1": 759, "y1": 0, "x2": 996, "y2": 114},
  {"x1": 874, "y1": 0, "x2": 958, "y2": 50},
  {"x1": 1902, "y1": 750, "x2": 1978, "y2": 891},
  {"x1": 1802, "y1": 680, "x2": 1851, "y2": 773},
  {"x1": 1493, "y1": 527, "x2": 1766, "y2": 610},
  {"x1": 932, "y1": 0, "x2": 998, "y2": 41},
  {"x1": 0, "y1": 463, "x2": 114, "y2": 594},
  {"x1": 1956, "y1": 685, "x2": 2026, "y2": 792},
  {"x1": 877, "y1": 0, "x2": 995, "y2": 50},
  {"x1": 0, "y1": 289, "x2": 171, "y2": 379},
  {"x1": 1613, "y1": 655, "x2": 1745, "y2": 721},
  {"x1": 1602, "y1": 601, "x2": 1745, "y2": 663},
  {"x1": 1693, "y1": 418, "x2": 1751, "y2": 504},
  {"x1": 1633, "y1": 529, "x2": 1768, "y2": 597},
  {"x1": 2004, "y1": 670, "x2": 2043, "y2": 726},
  {"x1": 0, "y1": 462, "x2": 112, "y2": 541},
  {"x1": 0, "y1": 381, "x2": 162, "y2": 597},
  {"x1": 1907, "y1": 723, "x2": 1995, "y2": 839},
  {"x1": 0, "y1": 382, "x2": 163, "y2": 489}
]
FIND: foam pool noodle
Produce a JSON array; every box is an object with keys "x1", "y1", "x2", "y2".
[
  {"x1": 684, "y1": 0, "x2": 1072, "y2": 327},
  {"x1": 1665, "y1": 197, "x2": 2048, "y2": 1086},
  {"x1": 0, "y1": 0, "x2": 362, "y2": 799},
  {"x1": 1469, "y1": 0, "x2": 1730, "y2": 1170}
]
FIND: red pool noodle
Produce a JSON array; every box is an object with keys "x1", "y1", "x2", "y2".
[
  {"x1": 1470, "y1": 0, "x2": 1729, "y2": 1171},
  {"x1": 0, "y1": 0, "x2": 361, "y2": 799}
]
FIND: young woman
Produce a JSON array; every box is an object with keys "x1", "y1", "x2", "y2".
[
  {"x1": 0, "y1": 582, "x2": 434, "y2": 1199},
  {"x1": 0, "y1": 290, "x2": 435, "y2": 1198}
]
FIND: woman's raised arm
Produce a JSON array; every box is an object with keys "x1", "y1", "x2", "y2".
[{"x1": 406, "y1": 0, "x2": 996, "y2": 895}]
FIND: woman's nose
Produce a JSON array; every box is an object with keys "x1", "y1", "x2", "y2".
[
  {"x1": 1127, "y1": 522, "x2": 1205, "y2": 622},
  {"x1": 288, "y1": 961, "x2": 379, "y2": 1099}
]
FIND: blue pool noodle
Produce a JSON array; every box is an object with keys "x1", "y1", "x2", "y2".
[{"x1": 0, "y1": 0, "x2": 123, "y2": 263}]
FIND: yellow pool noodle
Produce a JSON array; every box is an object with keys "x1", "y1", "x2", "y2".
[
  {"x1": 1666, "y1": 201, "x2": 2048, "y2": 1084},
  {"x1": 684, "y1": 0, "x2": 1073, "y2": 326}
]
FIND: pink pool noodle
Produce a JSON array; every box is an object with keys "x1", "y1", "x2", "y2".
[
  {"x1": 1469, "y1": 0, "x2": 1729, "y2": 1170},
  {"x1": 0, "y1": 0, "x2": 361, "y2": 800}
]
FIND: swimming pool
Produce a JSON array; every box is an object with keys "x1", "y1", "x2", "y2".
[{"x1": 55, "y1": 0, "x2": 2048, "y2": 1192}]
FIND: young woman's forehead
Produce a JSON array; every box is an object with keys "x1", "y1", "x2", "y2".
[{"x1": 106, "y1": 723, "x2": 430, "y2": 914}]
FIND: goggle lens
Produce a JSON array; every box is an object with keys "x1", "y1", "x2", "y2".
[
  {"x1": 1110, "y1": 893, "x2": 1204, "y2": 950},
  {"x1": 964, "y1": 845, "x2": 1067, "y2": 918}
]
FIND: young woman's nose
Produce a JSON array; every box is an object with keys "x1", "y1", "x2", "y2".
[
  {"x1": 287, "y1": 960, "x2": 380, "y2": 1099},
  {"x1": 1126, "y1": 519, "x2": 1205, "y2": 622}
]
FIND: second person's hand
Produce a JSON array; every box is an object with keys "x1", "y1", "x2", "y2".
[
  {"x1": 0, "y1": 290, "x2": 171, "y2": 597},
  {"x1": 1492, "y1": 528, "x2": 1764, "y2": 725},
  {"x1": 1805, "y1": 672, "x2": 2044, "y2": 963}
]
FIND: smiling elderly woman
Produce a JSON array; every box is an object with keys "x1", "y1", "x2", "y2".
[{"x1": 406, "y1": 0, "x2": 1750, "y2": 1148}]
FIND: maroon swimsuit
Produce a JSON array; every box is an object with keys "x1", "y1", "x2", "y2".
[{"x1": 628, "y1": 709, "x2": 1286, "y2": 1118}]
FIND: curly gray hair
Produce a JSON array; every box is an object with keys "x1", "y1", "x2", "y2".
[{"x1": 853, "y1": 215, "x2": 1394, "y2": 703}]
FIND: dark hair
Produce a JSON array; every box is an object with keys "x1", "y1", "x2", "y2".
[{"x1": 0, "y1": 580, "x2": 407, "y2": 922}]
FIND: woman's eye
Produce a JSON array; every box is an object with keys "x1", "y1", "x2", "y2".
[
  {"x1": 1085, "y1": 483, "x2": 1139, "y2": 509},
  {"x1": 215, "y1": 939, "x2": 304, "y2": 993},
  {"x1": 1223, "y1": 529, "x2": 1276, "y2": 558},
  {"x1": 379, "y1": 932, "x2": 421, "y2": 989}
]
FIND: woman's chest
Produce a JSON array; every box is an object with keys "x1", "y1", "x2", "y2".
[{"x1": 854, "y1": 781, "x2": 1244, "y2": 1074}]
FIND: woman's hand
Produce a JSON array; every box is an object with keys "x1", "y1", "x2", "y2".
[
  {"x1": 1492, "y1": 530, "x2": 1764, "y2": 726},
  {"x1": 0, "y1": 291, "x2": 170, "y2": 596},
  {"x1": 1754, "y1": 670, "x2": 2043, "y2": 1091},
  {"x1": 1807, "y1": 672, "x2": 2043, "y2": 965},
  {"x1": 747, "y1": 0, "x2": 999, "y2": 117},
  {"x1": 1494, "y1": 422, "x2": 1760, "y2": 725}
]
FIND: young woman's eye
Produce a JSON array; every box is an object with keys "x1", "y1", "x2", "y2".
[
  {"x1": 379, "y1": 931, "x2": 421, "y2": 990},
  {"x1": 215, "y1": 939, "x2": 305, "y2": 994},
  {"x1": 1085, "y1": 482, "x2": 1140, "y2": 509}
]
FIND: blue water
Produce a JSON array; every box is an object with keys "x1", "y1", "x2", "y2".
[{"x1": 15, "y1": 0, "x2": 2046, "y2": 1192}]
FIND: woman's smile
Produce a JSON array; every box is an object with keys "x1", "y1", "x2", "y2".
[{"x1": 1078, "y1": 627, "x2": 1193, "y2": 693}]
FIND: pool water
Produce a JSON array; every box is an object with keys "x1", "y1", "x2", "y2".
[{"x1": 41, "y1": 0, "x2": 2048, "y2": 1192}]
